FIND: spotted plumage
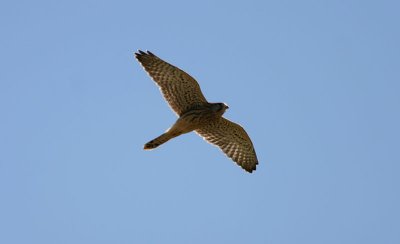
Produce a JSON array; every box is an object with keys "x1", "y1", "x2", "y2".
[{"x1": 135, "y1": 50, "x2": 258, "y2": 173}]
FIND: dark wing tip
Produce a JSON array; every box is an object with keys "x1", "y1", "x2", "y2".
[
  {"x1": 241, "y1": 158, "x2": 258, "y2": 173},
  {"x1": 134, "y1": 50, "x2": 156, "y2": 59},
  {"x1": 243, "y1": 164, "x2": 257, "y2": 173}
]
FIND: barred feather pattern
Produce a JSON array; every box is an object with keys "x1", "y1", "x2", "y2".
[
  {"x1": 135, "y1": 50, "x2": 259, "y2": 173},
  {"x1": 135, "y1": 50, "x2": 208, "y2": 116},
  {"x1": 179, "y1": 105, "x2": 220, "y2": 125},
  {"x1": 196, "y1": 118, "x2": 258, "y2": 173}
]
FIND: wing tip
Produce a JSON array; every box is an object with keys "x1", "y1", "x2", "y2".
[
  {"x1": 242, "y1": 163, "x2": 258, "y2": 173},
  {"x1": 238, "y1": 158, "x2": 258, "y2": 173},
  {"x1": 134, "y1": 50, "x2": 156, "y2": 59}
]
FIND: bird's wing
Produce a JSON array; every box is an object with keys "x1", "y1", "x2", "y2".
[
  {"x1": 135, "y1": 50, "x2": 208, "y2": 116},
  {"x1": 195, "y1": 117, "x2": 258, "y2": 173}
]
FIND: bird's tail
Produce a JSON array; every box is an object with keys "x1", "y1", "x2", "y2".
[{"x1": 144, "y1": 132, "x2": 173, "y2": 150}]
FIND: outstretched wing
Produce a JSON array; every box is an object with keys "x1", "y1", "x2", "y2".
[
  {"x1": 195, "y1": 117, "x2": 258, "y2": 173},
  {"x1": 135, "y1": 50, "x2": 208, "y2": 116}
]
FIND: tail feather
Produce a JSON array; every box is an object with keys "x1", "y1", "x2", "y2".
[{"x1": 144, "y1": 133, "x2": 172, "y2": 150}]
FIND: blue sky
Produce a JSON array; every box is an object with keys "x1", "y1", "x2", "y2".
[{"x1": 1, "y1": 0, "x2": 399, "y2": 243}]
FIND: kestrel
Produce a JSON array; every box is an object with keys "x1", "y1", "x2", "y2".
[{"x1": 135, "y1": 50, "x2": 259, "y2": 173}]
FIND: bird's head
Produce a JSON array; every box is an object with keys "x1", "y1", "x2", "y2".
[{"x1": 211, "y1": 103, "x2": 229, "y2": 116}]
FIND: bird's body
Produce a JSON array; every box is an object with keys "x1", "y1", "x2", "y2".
[
  {"x1": 135, "y1": 50, "x2": 259, "y2": 173},
  {"x1": 144, "y1": 102, "x2": 227, "y2": 149}
]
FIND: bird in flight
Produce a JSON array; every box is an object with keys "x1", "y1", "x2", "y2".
[{"x1": 135, "y1": 50, "x2": 259, "y2": 173}]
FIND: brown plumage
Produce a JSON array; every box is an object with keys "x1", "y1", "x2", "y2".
[{"x1": 135, "y1": 50, "x2": 258, "y2": 173}]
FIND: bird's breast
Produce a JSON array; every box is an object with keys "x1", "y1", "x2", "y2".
[{"x1": 177, "y1": 107, "x2": 219, "y2": 130}]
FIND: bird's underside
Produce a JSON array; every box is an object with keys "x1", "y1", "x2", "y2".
[{"x1": 135, "y1": 50, "x2": 258, "y2": 173}]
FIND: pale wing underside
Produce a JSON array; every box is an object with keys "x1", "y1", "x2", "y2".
[
  {"x1": 196, "y1": 117, "x2": 258, "y2": 173},
  {"x1": 135, "y1": 50, "x2": 208, "y2": 116}
]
